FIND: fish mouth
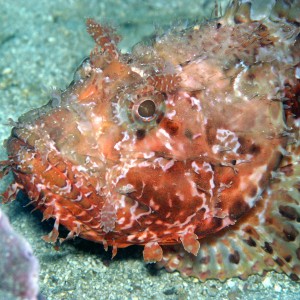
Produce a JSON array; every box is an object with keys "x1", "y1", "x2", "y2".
[
  {"x1": 5, "y1": 128, "x2": 51, "y2": 189},
  {"x1": 6, "y1": 128, "x2": 34, "y2": 171}
]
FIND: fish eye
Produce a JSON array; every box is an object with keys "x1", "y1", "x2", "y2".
[
  {"x1": 136, "y1": 99, "x2": 156, "y2": 120},
  {"x1": 122, "y1": 92, "x2": 165, "y2": 128}
]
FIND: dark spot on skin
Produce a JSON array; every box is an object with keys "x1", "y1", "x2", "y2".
[
  {"x1": 156, "y1": 112, "x2": 164, "y2": 124},
  {"x1": 136, "y1": 129, "x2": 146, "y2": 140},
  {"x1": 297, "y1": 248, "x2": 300, "y2": 260},
  {"x1": 256, "y1": 24, "x2": 274, "y2": 47},
  {"x1": 229, "y1": 199, "x2": 250, "y2": 220},
  {"x1": 211, "y1": 217, "x2": 223, "y2": 229},
  {"x1": 199, "y1": 256, "x2": 210, "y2": 264},
  {"x1": 237, "y1": 137, "x2": 261, "y2": 155},
  {"x1": 262, "y1": 241, "x2": 273, "y2": 254},
  {"x1": 265, "y1": 217, "x2": 274, "y2": 225},
  {"x1": 279, "y1": 205, "x2": 298, "y2": 221},
  {"x1": 249, "y1": 186, "x2": 258, "y2": 198},
  {"x1": 247, "y1": 73, "x2": 255, "y2": 81},
  {"x1": 229, "y1": 251, "x2": 240, "y2": 264},
  {"x1": 234, "y1": 16, "x2": 244, "y2": 24},
  {"x1": 290, "y1": 273, "x2": 299, "y2": 281},
  {"x1": 162, "y1": 119, "x2": 179, "y2": 136},
  {"x1": 284, "y1": 82, "x2": 293, "y2": 88},
  {"x1": 195, "y1": 217, "x2": 222, "y2": 237},
  {"x1": 249, "y1": 143, "x2": 261, "y2": 155},
  {"x1": 244, "y1": 237, "x2": 256, "y2": 247},
  {"x1": 283, "y1": 224, "x2": 298, "y2": 242},
  {"x1": 215, "y1": 200, "x2": 223, "y2": 209},
  {"x1": 205, "y1": 119, "x2": 217, "y2": 146},
  {"x1": 279, "y1": 164, "x2": 294, "y2": 176},
  {"x1": 180, "y1": 60, "x2": 191, "y2": 67},
  {"x1": 284, "y1": 255, "x2": 292, "y2": 263},
  {"x1": 293, "y1": 182, "x2": 300, "y2": 196},
  {"x1": 275, "y1": 257, "x2": 284, "y2": 267},
  {"x1": 244, "y1": 226, "x2": 256, "y2": 235},
  {"x1": 236, "y1": 136, "x2": 246, "y2": 153},
  {"x1": 185, "y1": 129, "x2": 193, "y2": 139},
  {"x1": 231, "y1": 159, "x2": 236, "y2": 165}
]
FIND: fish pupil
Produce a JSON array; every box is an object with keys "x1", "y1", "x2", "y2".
[{"x1": 138, "y1": 99, "x2": 156, "y2": 118}]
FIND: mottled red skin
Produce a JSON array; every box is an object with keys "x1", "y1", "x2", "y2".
[{"x1": 1, "y1": 0, "x2": 299, "y2": 276}]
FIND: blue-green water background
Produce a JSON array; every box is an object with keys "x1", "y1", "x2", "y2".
[{"x1": 0, "y1": 0, "x2": 299, "y2": 299}]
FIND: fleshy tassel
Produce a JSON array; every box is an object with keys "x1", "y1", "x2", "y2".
[
  {"x1": 86, "y1": 18, "x2": 120, "y2": 61},
  {"x1": 143, "y1": 241, "x2": 163, "y2": 263}
]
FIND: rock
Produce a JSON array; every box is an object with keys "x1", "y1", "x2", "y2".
[{"x1": 0, "y1": 208, "x2": 39, "y2": 300}]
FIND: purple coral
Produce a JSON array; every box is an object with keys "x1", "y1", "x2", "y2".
[{"x1": 0, "y1": 208, "x2": 39, "y2": 300}]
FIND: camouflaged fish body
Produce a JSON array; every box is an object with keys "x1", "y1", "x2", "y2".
[{"x1": 1, "y1": 0, "x2": 299, "y2": 281}]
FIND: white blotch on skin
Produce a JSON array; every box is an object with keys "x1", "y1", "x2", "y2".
[
  {"x1": 158, "y1": 128, "x2": 171, "y2": 139},
  {"x1": 233, "y1": 64, "x2": 249, "y2": 100},
  {"x1": 154, "y1": 158, "x2": 175, "y2": 172},
  {"x1": 143, "y1": 152, "x2": 155, "y2": 159},
  {"x1": 213, "y1": 128, "x2": 241, "y2": 154},
  {"x1": 296, "y1": 66, "x2": 300, "y2": 79},
  {"x1": 191, "y1": 161, "x2": 201, "y2": 174},
  {"x1": 190, "y1": 96, "x2": 202, "y2": 111},
  {"x1": 166, "y1": 110, "x2": 176, "y2": 119}
]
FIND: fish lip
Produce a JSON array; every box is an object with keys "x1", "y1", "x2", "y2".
[
  {"x1": 11, "y1": 127, "x2": 32, "y2": 145},
  {"x1": 6, "y1": 126, "x2": 35, "y2": 158},
  {"x1": 10, "y1": 126, "x2": 22, "y2": 139}
]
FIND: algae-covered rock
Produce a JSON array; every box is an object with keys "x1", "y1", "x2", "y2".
[{"x1": 0, "y1": 208, "x2": 39, "y2": 300}]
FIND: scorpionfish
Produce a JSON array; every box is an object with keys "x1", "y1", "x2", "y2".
[{"x1": 1, "y1": 0, "x2": 300, "y2": 281}]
